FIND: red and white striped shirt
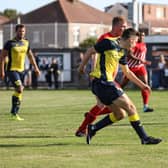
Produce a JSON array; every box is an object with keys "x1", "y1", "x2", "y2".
[{"x1": 127, "y1": 42, "x2": 147, "y2": 68}]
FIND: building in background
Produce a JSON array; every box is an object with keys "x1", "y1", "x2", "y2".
[
  {"x1": 3, "y1": 0, "x2": 112, "y2": 49},
  {"x1": 0, "y1": 15, "x2": 9, "y2": 49},
  {"x1": 1, "y1": 0, "x2": 168, "y2": 89},
  {"x1": 105, "y1": 2, "x2": 168, "y2": 35}
]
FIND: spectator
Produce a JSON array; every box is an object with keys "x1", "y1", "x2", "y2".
[
  {"x1": 30, "y1": 52, "x2": 40, "y2": 89},
  {"x1": 163, "y1": 59, "x2": 168, "y2": 88},
  {"x1": 45, "y1": 57, "x2": 60, "y2": 89},
  {"x1": 50, "y1": 58, "x2": 60, "y2": 89},
  {"x1": 157, "y1": 54, "x2": 166, "y2": 90},
  {"x1": 24, "y1": 57, "x2": 32, "y2": 88},
  {"x1": 40, "y1": 57, "x2": 48, "y2": 87},
  {"x1": 45, "y1": 59, "x2": 53, "y2": 89}
]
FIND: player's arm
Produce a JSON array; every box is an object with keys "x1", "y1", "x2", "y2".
[
  {"x1": 91, "y1": 53, "x2": 98, "y2": 71},
  {"x1": 120, "y1": 64, "x2": 151, "y2": 92},
  {"x1": 129, "y1": 49, "x2": 143, "y2": 62},
  {"x1": 27, "y1": 49, "x2": 41, "y2": 76},
  {"x1": 78, "y1": 47, "x2": 96, "y2": 74},
  {"x1": 0, "y1": 49, "x2": 8, "y2": 80},
  {"x1": 129, "y1": 49, "x2": 151, "y2": 65}
]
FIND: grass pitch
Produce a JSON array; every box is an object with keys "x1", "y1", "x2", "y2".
[{"x1": 0, "y1": 89, "x2": 168, "y2": 168}]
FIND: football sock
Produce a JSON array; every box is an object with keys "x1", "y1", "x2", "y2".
[
  {"x1": 89, "y1": 105, "x2": 102, "y2": 116},
  {"x1": 141, "y1": 89, "x2": 149, "y2": 106},
  {"x1": 97, "y1": 107, "x2": 111, "y2": 115},
  {"x1": 78, "y1": 113, "x2": 96, "y2": 132},
  {"x1": 11, "y1": 92, "x2": 22, "y2": 115},
  {"x1": 92, "y1": 113, "x2": 117, "y2": 132},
  {"x1": 77, "y1": 105, "x2": 101, "y2": 132},
  {"x1": 129, "y1": 113, "x2": 148, "y2": 140}
]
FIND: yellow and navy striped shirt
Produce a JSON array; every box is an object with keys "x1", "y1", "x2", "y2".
[
  {"x1": 4, "y1": 38, "x2": 30, "y2": 72},
  {"x1": 90, "y1": 37, "x2": 127, "y2": 82}
]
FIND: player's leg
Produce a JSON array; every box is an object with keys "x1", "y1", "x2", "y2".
[
  {"x1": 137, "y1": 66, "x2": 154, "y2": 112},
  {"x1": 88, "y1": 104, "x2": 126, "y2": 133},
  {"x1": 97, "y1": 81, "x2": 121, "y2": 116},
  {"x1": 8, "y1": 71, "x2": 24, "y2": 120},
  {"x1": 86, "y1": 81, "x2": 126, "y2": 144},
  {"x1": 112, "y1": 93, "x2": 161, "y2": 144},
  {"x1": 75, "y1": 97, "x2": 105, "y2": 137},
  {"x1": 96, "y1": 106, "x2": 111, "y2": 115},
  {"x1": 87, "y1": 92, "x2": 161, "y2": 145},
  {"x1": 76, "y1": 80, "x2": 124, "y2": 137},
  {"x1": 86, "y1": 103, "x2": 126, "y2": 144},
  {"x1": 120, "y1": 75, "x2": 129, "y2": 88}
]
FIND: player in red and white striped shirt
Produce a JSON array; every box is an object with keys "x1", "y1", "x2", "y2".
[{"x1": 120, "y1": 31, "x2": 154, "y2": 112}]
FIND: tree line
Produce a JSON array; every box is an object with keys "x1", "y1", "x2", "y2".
[{"x1": 0, "y1": 9, "x2": 21, "y2": 19}]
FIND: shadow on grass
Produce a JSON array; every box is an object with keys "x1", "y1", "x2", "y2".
[
  {"x1": 0, "y1": 142, "x2": 137, "y2": 148},
  {"x1": 0, "y1": 135, "x2": 86, "y2": 148},
  {"x1": 112, "y1": 122, "x2": 168, "y2": 127},
  {"x1": 0, "y1": 138, "x2": 165, "y2": 148},
  {"x1": 0, "y1": 135, "x2": 74, "y2": 139},
  {"x1": 0, "y1": 143, "x2": 73, "y2": 148}
]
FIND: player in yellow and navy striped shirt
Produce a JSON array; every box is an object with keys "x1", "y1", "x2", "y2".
[
  {"x1": 0, "y1": 24, "x2": 40, "y2": 121},
  {"x1": 75, "y1": 16, "x2": 127, "y2": 137},
  {"x1": 78, "y1": 28, "x2": 162, "y2": 145}
]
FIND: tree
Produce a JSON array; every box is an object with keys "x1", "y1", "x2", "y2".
[
  {"x1": 79, "y1": 37, "x2": 97, "y2": 49},
  {"x1": 3, "y1": 9, "x2": 18, "y2": 19}
]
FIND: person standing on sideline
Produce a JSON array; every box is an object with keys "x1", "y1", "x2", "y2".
[
  {"x1": 30, "y1": 52, "x2": 40, "y2": 89},
  {"x1": 0, "y1": 24, "x2": 40, "y2": 120},
  {"x1": 79, "y1": 28, "x2": 162, "y2": 145},
  {"x1": 75, "y1": 16, "x2": 127, "y2": 137},
  {"x1": 120, "y1": 31, "x2": 154, "y2": 112},
  {"x1": 157, "y1": 54, "x2": 166, "y2": 89},
  {"x1": 50, "y1": 58, "x2": 60, "y2": 89},
  {"x1": 163, "y1": 59, "x2": 168, "y2": 88}
]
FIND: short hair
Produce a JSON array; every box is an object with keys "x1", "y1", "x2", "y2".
[
  {"x1": 15, "y1": 24, "x2": 25, "y2": 31},
  {"x1": 139, "y1": 31, "x2": 145, "y2": 36},
  {"x1": 112, "y1": 16, "x2": 125, "y2": 26},
  {"x1": 121, "y1": 28, "x2": 139, "y2": 40}
]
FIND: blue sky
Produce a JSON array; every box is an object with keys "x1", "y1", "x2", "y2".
[{"x1": 0, "y1": 0, "x2": 167, "y2": 14}]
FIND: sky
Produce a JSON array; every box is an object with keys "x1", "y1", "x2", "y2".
[{"x1": 0, "y1": 0, "x2": 167, "y2": 14}]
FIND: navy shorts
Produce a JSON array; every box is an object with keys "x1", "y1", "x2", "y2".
[
  {"x1": 91, "y1": 78, "x2": 124, "y2": 105},
  {"x1": 7, "y1": 71, "x2": 25, "y2": 88}
]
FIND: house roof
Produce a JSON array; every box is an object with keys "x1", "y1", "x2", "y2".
[
  {"x1": 0, "y1": 15, "x2": 10, "y2": 25},
  {"x1": 0, "y1": 15, "x2": 10, "y2": 29},
  {"x1": 8, "y1": 0, "x2": 112, "y2": 25}
]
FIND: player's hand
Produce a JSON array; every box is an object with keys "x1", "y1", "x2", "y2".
[
  {"x1": 78, "y1": 64, "x2": 85, "y2": 74},
  {"x1": 142, "y1": 84, "x2": 151, "y2": 93},
  {"x1": 35, "y1": 69, "x2": 41, "y2": 77},
  {"x1": 144, "y1": 60, "x2": 151, "y2": 65}
]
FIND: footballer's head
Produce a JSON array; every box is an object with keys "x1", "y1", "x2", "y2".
[
  {"x1": 120, "y1": 28, "x2": 139, "y2": 49},
  {"x1": 15, "y1": 24, "x2": 26, "y2": 40}
]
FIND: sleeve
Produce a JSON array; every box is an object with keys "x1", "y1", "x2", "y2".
[
  {"x1": 94, "y1": 39, "x2": 115, "y2": 53},
  {"x1": 132, "y1": 45, "x2": 139, "y2": 54},
  {"x1": 97, "y1": 34, "x2": 104, "y2": 42},
  {"x1": 119, "y1": 49, "x2": 127, "y2": 65},
  {"x1": 4, "y1": 41, "x2": 11, "y2": 51}
]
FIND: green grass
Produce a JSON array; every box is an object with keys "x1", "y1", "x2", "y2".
[{"x1": 0, "y1": 89, "x2": 168, "y2": 168}]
